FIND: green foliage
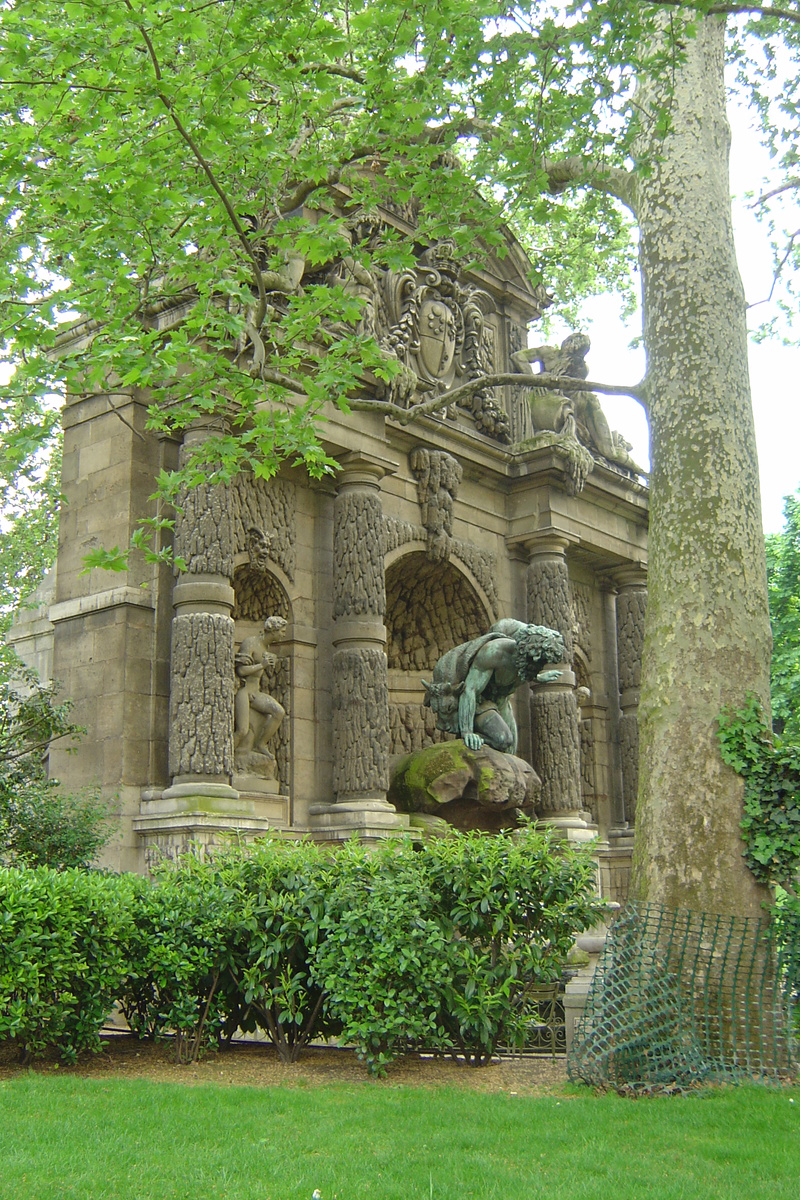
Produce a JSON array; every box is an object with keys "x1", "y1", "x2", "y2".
[
  {"x1": 718, "y1": 694, "x2": 800, "y2": 897},
  {"x1": 766, "y1": 491, "x2": 800, "y2": 742},
  {"x1": 0, "y1": 0, "x2": 677, "y2": 563},
  {"x1": 0, "y1": 866, "x2": 136, "y2": 1061},
  {"x1": 0, "y1": 830, "x2": 602, "y2": 1068},
  {"x1": 0, "y1": 665, "x2": 113, "y2": 870},
  {"x1": 424, "y1": 824, "x2": 604, "y2": 1066},
  {"x1": 311, "y1": 839, "x2": 453, "y2": 1074},
  {"x1": 314, "y1": 827, "x2": 605, "y2": 1073}
]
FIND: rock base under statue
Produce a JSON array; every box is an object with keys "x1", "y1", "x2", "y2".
[{"x1": 388, "y1": 740, "x2": 541, "y2": 832}]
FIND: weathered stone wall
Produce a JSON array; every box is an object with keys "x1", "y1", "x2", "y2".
[
  {"x1": 168, "y1": 612, "x2": 235, "y2": 777},
  {"x1": 229, "y1": 473, "x2": 296, "y2": 582},
  {"x1": 389, "y1": 702, "x2": 446, "y2": 755}
]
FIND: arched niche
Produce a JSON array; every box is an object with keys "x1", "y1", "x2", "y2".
[
  {"x1": 232, "y1": 564, "x2": 293, "y2": 792},
  {"x1": 385, "y1": 552, "x2": 491, "y2": 756}
]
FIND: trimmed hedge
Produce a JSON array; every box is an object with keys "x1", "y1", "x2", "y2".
[{"x1": 0, "y1": 828, "x2": 605, "y2": 1072}]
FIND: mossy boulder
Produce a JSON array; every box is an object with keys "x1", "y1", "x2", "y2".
[{"x1": 388, "y1": 740, "x2": 541, "y2": 832}]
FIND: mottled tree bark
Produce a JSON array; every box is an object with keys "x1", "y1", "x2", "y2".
[{"x1": 630, "y1": 16, "x2": 772, "y2": 915}]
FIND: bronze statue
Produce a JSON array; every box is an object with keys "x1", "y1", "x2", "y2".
[{"x1": 423, "y1": 619, "x2": 564, "y2": 753}]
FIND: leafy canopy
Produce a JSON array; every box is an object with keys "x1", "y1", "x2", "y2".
[
  {"x1": 0, "y1": 1, "x2": 663, "y2": 560},
  {"x1": 2, "y1": 1, "x2": 800, "y2": 571},
  {"x1": 766, "y1": 490, "x2": 800, "y2": 742}
]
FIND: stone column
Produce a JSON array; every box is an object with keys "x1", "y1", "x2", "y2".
[
  {"x1": 526, "y1": 535, "x2": 595, "y2": 842},
  {"x1": 614, "y1": 565, "x2": 648, "y2": 829},
  {"x1": 136, "y1": 431, "x2": 270, "y2": 859},
  {"x1": 310, "y1": 451, "x2": 407, "y2": 841}
]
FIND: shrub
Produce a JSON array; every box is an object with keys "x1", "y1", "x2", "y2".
[
  {"x1": 311, "y1": 839, "x2": 453, "y2": 1074},
  {"x1": 0, "y1": 866, "x2": 135, "y2": 1061},
  {"x1": 0, "y1": 666, "x2": 114, "y2": 869}
]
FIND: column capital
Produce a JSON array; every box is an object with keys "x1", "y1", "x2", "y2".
[
  {"x1": 336, "y1": 449, "x2": 398, "y2": 489},
  {"x1": 611, "y1": 562, "x2": 648, "y2": 590},
  {"x1": 522, "y1": 531, "x2": 579, "y2": 562}
]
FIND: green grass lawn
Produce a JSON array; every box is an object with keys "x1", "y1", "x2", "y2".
[{"x1": 1, "y1": 1075, "x2": 798, "y2": 1200}]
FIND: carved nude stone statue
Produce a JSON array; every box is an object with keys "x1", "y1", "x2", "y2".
[
  {"x1": 234, "y1": 615, "x2": 287, "y2": 778},
  {"x1": 422, "y1": 618, "x2": 564, "y2": 753},
  {"x1": 511, "y1": 331, "x2": 643, "y2": 474}
]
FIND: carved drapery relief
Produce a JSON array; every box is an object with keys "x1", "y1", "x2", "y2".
[
  {"x1": 386, "y1": 555, "x2": 487, "y2": 672},
  {"x1": 570, "y1": 582, "x2": 593, "y2": 663},
  {"x1": 619, "y1": 715, "x2": 639, "y2": 825},
  {"x1": 389, "y1": 703, "x2": 446, "y2": 756},
  {"x1": 450, "y1": 541, "x2": 499, "y2": 615},
  {"x1": 507, "y1": 321, "x2": 534, "y2": 443},
  {"x1": 529, "y1": 689, "x2": 582, "y2": 814},
  {"x1": 527, "y1": 558, "x2": 574, "y2": 662},
  {"x1": 333, "y1": 490, "x2": 386, "y2": 619},
  {"x1": 383, "y1": 515, "x2": 426, "y2": 555},
  {"x1": 616, "y1": 585, "x2": 647, "y2": 826},
  {"x1": 409, "y1": 447, "x2": 462, "y2": 562},
  {"x1": 580, "y1": 717, "x2": 597, "y2": 820},
  {"x1": 168, "y1": 613, "x2": 235, "y2": 777},
  {"x1": 617, "y1": 589, "x2": 647, "y2": 693},
  {"x1": 332, "y1": 648, "x2": 391, "y2": 797},
  {"x1": 229, "y1": 473, "x2": 296, "y2": 582}
]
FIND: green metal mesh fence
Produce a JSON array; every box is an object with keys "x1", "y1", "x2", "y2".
[{"x1": 568, "y1": 902, "x2": 800, "y2": 1092}]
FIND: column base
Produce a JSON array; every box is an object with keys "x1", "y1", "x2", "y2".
[
  {"x1": 537, "y1": 810, "x2": 599, "y2": 843},
  {"x1": 133, "y1": 809, "x2": 271, "y2": 868},
  {"x1": 598, "y1": 827, "x2": 635, "y2": 904},
  {"x1": 308, "y1": 799, "x2": 411, "y2": 843}
]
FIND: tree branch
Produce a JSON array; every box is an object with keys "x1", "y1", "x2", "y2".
[
  {"x1": 646, "y1": 1, "x2": 800, "y2": 26},
  {"x1": 122, "y1": 0, "x2": 269, "y2": 330},
  {"x1": 541, "y1": 156, "x2": 638, "y2": 215},
  {"x1": 351, "y1": 371, "x2": 649, "y2": 425},
  {"x1": 751, "y1": 177, "x2": 800, "y2": 206}
]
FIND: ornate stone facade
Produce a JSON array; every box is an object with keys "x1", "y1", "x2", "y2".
[{"x1": 29, "y1": 203, "x2": 649, "y2": 876}]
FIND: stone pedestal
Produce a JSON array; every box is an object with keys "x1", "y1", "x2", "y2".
[
  {"x1": 310, "y1": 451, "x2": 406, "y2": 840},
  {"x1": 526, "y1": 534, "x2": 597, "y2": 841}
]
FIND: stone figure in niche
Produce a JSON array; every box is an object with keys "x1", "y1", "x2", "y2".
[
  {"x1": 422, "y1": 618, "x2": 564, "y2": 754},
  {"x1": 234, "y1": 615, "x2": 287, "y2": 778},
  {"x1": 511, "y1": 332, "x2": 643, "y2": 475}
]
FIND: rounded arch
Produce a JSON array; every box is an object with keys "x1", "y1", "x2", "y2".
[
  {"x1": 232, "y1": 562, "x2": 293, "y2": 624},
  {"x1": 385, "y1": 551, "x2": 491, "y2": 673}
]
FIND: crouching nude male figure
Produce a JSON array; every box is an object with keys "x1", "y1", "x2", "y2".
[
  {"x1": 234, "y1": 615, "x2": 287, "y2": 776},
  {"x1": 423, "y1": 619, "x2": 564, "y2": 753}
]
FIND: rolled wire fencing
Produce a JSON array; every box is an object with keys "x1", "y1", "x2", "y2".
[{"x1": 568, "y1": 901, "x2": 800, "y2": 1092}]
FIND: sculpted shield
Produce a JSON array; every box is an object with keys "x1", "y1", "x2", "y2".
[{"x1": 418, "y1": 298, "x2": 457, "y2": 385}]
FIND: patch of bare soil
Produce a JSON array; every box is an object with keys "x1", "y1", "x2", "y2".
[{"x1": 0, "y1": 1034, "x2": 568, "y2": 1094}]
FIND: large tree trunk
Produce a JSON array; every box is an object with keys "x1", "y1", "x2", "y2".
[{"x1": 630, "y1": 15, "x2": 772, "y2": 915}]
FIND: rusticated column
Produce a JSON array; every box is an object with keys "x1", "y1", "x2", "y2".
[
  {"x1": 615, "y1": 565, "x2": 648, "y2": 828},
  {"x1": 162, "y1": 430, "x2": 238, "y2": 805},
  {"x1": 526, "y1": 535, "x2": 594, "y2": 839},
  {"x1": 311, "y1": 451, "x2": 404, "y2": 840}
]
